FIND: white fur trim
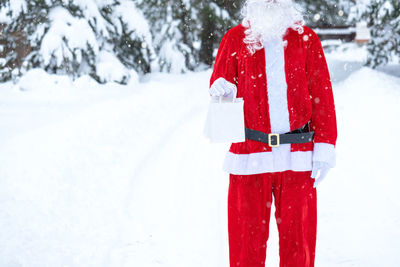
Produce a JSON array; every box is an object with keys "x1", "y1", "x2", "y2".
[
  {"x1": 223, "y1": 149, "x2": 313, "y2": 175},
  {"x1": 312, "y1": 143, "x2": 336, "y2": 168},
  {"x1": 264, "y1": 38, "x2": 291, "y2": 134}
]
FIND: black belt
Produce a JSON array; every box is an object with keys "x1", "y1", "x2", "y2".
[{"x1": 245, "y1": 125, "x2": 314, "y2": 147}]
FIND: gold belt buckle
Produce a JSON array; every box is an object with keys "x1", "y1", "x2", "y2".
[{"x1": 268, "y1": 133, "x2": 280, "y2": 147}]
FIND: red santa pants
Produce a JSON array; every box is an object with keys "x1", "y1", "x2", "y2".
[{"x1": 228, "y1": 170, "x2": 317, "y2": 267}]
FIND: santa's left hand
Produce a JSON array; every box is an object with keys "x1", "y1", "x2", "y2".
[{"x1": 311, "y1": 161, "x2": 331, "y2": 188}]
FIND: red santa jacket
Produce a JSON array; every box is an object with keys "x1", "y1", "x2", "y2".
[{"x1": 209, "y1": 24, "x2": 337, "y2": 175}]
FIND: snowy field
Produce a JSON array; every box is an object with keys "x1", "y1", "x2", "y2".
[{"x1": 1, "y1": 47, "x2": 400, "y2": 266}]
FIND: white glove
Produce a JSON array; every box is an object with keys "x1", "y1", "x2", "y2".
[
  {"x1": 311, "y1": 161, "x2": 331, "y2": 188},
  {"x1": 209, "y1": 78, "x2": 237, "y2": 98}
]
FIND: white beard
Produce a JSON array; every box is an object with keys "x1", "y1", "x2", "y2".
[{"x1": 241, "y1": 0, "x2": 304, "y2": 54}]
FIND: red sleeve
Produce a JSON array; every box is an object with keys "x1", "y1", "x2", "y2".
[
  {"x1": 305, "y1": 28, "x2": 338, "y2": 146},
  {"x1": 209, "y1": 29, "x2": 239, "y2": 89}
]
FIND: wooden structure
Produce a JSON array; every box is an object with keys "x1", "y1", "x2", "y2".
[{"x1": 313, "y1": 25, "x2": 357, "y2": 42}]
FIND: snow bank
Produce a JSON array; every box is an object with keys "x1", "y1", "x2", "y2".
[
  {"x1": 325, "y1": 42, "x2": 368, "y2": 63},
  {"x1": 17, "y1": 68, "x2": 73, "y2": 99},
  {"x1": 96, "y1": 51, "x2": 131, "y2": 84},
  {"x1": 158, "y1": 40, "x2": 187, "y2": 74},
  {"x1": 316, "y1": 67, "x2": 400, "y2": 266}
]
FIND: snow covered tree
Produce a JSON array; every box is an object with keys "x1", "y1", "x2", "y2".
[
  {"x1": 107, "y1": 0, "x2": 155, "y2": 76},
  {"x1": 0, "y1": 1, "x2": 47, "y2": 82},
  {"x1": 224, "y1": 0, "x2": 245, "y2": 18},
  {"x1": 298, "y1": 0, "x2": 356, "y2": 27},
  {"x1": 197, "y1": 1, "x2": 235, "y2": 67},
  {"x1": 138, "y1": 0, "x2": 236, "y2": 72},
  {"x1": 137, "y1": 0, "x2": 198, "y2": 73},
  {"x1": 0, "y1": 0, "x2": 154, "y2": 84},
  {"x1": 364, "y1": 0, "x2": 400, "y2": 68}
]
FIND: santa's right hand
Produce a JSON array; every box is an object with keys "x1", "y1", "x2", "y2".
[{"x1": 209, "y1": 78, "x2": 236, "y2": 98}]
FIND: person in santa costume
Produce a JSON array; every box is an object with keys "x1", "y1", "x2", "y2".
[{"x1": 208, "y1": 0, "x2": 337, "y2": 266}]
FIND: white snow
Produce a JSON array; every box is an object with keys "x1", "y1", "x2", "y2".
[
  {"x1": 313, "y1": 27, "x2": 356, "y2": 35},
  {"x1": 158, "y1": 40, "x2": 188, "y2": 74},
  {"x1": 355, "y1": 21, "x2": 371, "y2": 41},
  {"x1": 70, "y1": 0, "x2": 110, "y2": 36},
  {"x1": 113, "y1": 0, "x2": 152, "y2": 41},
  {"x1": 0, "y1": 0, "x2": 26, "y2": 23},
  {"x1": 40, "y1": 6, "x2": 99, "y2": 68},
  {"x1": 325, "y1": 42, "x2": 368, "y2": 63},
  {"x1": 1, "y1": 50, "x2": 400, "y2": 266},
  {"x1": 96, "y1": 51, "x2": 131, "y2": 84}
]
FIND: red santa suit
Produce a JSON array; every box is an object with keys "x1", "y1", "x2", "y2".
[{"x1": 209, "y1": 24, "x2": 337, "y2": 267}]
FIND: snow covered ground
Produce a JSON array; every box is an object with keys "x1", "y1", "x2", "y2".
[{"x1": 1, "y1": 50, "x2": 400, "y2": 266}]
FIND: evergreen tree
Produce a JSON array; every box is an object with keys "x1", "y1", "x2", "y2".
[
  {"x1": 224, "y1": 0, "x2": 245, "y2": 19},
  {"x1": 0, "y1": 0, "x2": 154, "y2": 84},
  {"x1": 364, "y1": 0, "x2": 400, "y2": 68},
  {"x1": 137, "y1": 0, "x2": 198, "y2": 73},
  {"x1": 0, "y1": 1, "x2": 47, "y2": 81},
  {"x1": 197, "y1": 1, "x2": 236, "y2": 67},
  {"x1": 106, "y1": 0, "x2": 155, "y2": 77},
  {"x1": 297, "y1": 0, "x2": 356, "y2": 27},
  {"x1": 139, "y1": 0, "x2": 237, "y2": 71}
]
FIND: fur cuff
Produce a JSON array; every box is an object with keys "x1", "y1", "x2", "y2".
[{"x1": 312, "y1": 143, "x2": 336, "y2": 168}]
